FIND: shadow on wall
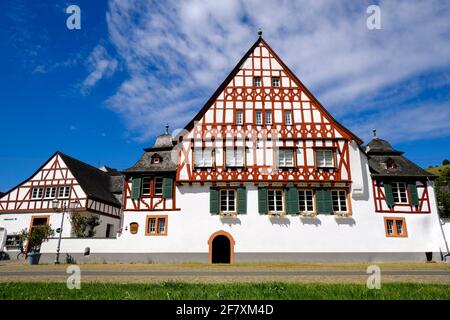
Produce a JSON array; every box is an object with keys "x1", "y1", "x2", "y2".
[
  {"x1": 300, "y1": 217, "x2": 321, "y2": 226},
  {"x1": 220, "y1": 217, "x2": 241, "y2": 226},
  {"x1": 351, "y1": 142, "x2": 370, "y2": 202},
  {"x1": 269, "y1": 216, "x2": 291, "y2": 227},
  {"x1": 335, "y1": 217, "x2": 356, "y2": 226}
]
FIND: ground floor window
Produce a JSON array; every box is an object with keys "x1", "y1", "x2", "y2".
[
  {"x1": 298, "y1": 189, "x2": 314, "y2": 212},
  {"x1": 220, "y1": 189, "x2": 236, "y2": 213},
  {"x1": 268, "y1": 189, "x2": 284, "y2": 213},
  {"x1": 145, "y1": 215, "x2": 168, "y2": 236},
  {"x1": 384, "y1": 217, "x2": 407, "y2": 237},
  {"x1": 331, "y1": 190, "x2": 348, "y2": 212}
]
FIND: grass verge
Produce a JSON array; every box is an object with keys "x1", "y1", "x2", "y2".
[{"x1": 1, "y1": 282, "x2": 449, "y2": 300}]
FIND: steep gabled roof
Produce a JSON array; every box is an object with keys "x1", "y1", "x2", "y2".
[{"x1": 182, "y1": 36, "x2": 363, "y2": 144}]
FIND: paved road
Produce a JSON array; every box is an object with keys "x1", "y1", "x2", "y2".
[{"x1": 1, "y1": 270, "x2": 450, "y2": 277}]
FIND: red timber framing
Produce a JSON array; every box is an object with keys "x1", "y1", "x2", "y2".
[
  {"x1": 372, "y1": 180, "x2": 431, "y2": 214},
  {"x1": 123, "y1": 179, "x2": 180, "y2": 212},
  {"x1": 176, "y1": 36, "x2": 358, "y2": 185}
]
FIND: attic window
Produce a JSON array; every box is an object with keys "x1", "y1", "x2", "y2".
[
  {"x1": 386, "y1": 158, "x2": 397, "y2": 169},
  {"x1": 253, "y1": 77, "x2": 262, "y2": 87},
  {"x1": 151, "y1": 154, "x2": 162, "y2": 164}
]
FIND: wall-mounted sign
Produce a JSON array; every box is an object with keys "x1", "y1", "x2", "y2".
[{"x1": 130, "y1": 222, "x2": 139, "y2": 234}]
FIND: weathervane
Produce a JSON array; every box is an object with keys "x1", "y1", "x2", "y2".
[{"x1": 258, "y1": 28, "x2": 263, "y2": 37}]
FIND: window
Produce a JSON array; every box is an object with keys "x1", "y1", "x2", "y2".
[
  {"x1": 151, "y1": 155, "x2": 161, "y2": 164},
  {"x1": 316, "y1": 149, "x2": 334, "y2": 168},
  {"x1": 265, "y1": 111, "x2": 272, "y2": 125},
  {"x1": 278, "y1": 149, "x2": 294, "y2": 167},
  {"x1": 384, "y1": 217, "x2": 407, "y2": 237},
  {"x1": 392, "y1": 182, "x2": 408, "y2": 204},
  {"x1": 272, "y1": 77, "x2": 280, "y2": 87},
  {"x1": 44, "y1": 187, "x2": 56, "y2": 199},
  {"x1": 58, "y1": 186, "x2": 70, "y2": 198},
  {"x1": 235, "y1": 110, "x2": 243, "y2": 125},
  {"x1": 142, "y1": 177, "x2": 151, "y2": 195},
  {"x1": 298, "y1": 190, "x2": 314, "y2": 212},
  {"x1": 284, "y1": 111, "x2": 292, "y2": 125},
  {"x1": 220, "y1": 189, "x2": 236, "y2": 213},
  {"x1": 268, "y1": 189, "x2": 284, "y2": 213},
  {"x1": 5, "y1": 234, "x2": 21, "y2": 250},
  {"x1": 194, "y1": 147, "x2": 214, "y2": 168},
  {"x1": 154, "y1": 177, "x2": 163, "y2": 195},
  {"x1": 255, "y1": 111, "x2": 263, "y2": 125},
  {"x1": 105, "y1": 224, "x2": 114, "y2": 238},
  {"x1": 331, "y1": 190, "x2": 348, "y2": 212},
  {"x1": 146, "y1": 216, "x2": 167, "y2": 236},
  {"x1": 31, "y1": 187, "x2": 43, "y2": 199},
  {"x1": 253, "y1": 76, "x2": 262, "y2": 87},
  {"x1": 226, "y1": 147, "x2": 245, "y2": 167}
]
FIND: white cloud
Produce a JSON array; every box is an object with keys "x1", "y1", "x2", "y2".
[
  {"x1": 81, "y1": 45, "x2": 118, "y2": 94},
  {"x1": 103, "y1": 0, "x2": 450, "y2": 142}
]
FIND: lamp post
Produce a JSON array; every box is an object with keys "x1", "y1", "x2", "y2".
[{"x1": 52, "y1": 198, "x2": 65, "y2": 264}]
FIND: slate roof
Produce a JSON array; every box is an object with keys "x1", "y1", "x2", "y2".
[{"x1": 365, "y1": 138, "x2": 435, "y2": 179}]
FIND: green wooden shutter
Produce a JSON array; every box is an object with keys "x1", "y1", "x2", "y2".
[
  {"x1": 237, "y1": 187, "x2": 247, "y2": 214},
  {"x1": 131, "y1": 177, "x2": 141, "y2": 200},
  {"x1": 286, "y1": 187, "x2": 299, "y2": 215},
  {"x1": 316, "y1": 188, "x2": 332, "y2": 214},
  {"x1": 210, "y1": 187, "x2": 219, "y2": 215},
  {"x1": 383, "y1": 182, "x2": 394, "y2": 207},
  {"x1": 258, "y1": 187, "x2": 268, "y2": 215},
  {"x1": 162, "y1": 177, "x2": 173, "y2": 199},
  {"x1": 408, "y1": 182, "x2": 419, "y2": 207}
]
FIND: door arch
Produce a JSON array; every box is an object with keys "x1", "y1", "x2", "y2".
[{"x1": 208, "y1": 230, "x2": 235, "y2": 264}]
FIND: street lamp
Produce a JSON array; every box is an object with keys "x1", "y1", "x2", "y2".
[{"x1": 52, "y1": 198, "x2": 66, "y2": 264}]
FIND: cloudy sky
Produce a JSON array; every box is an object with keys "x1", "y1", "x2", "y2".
[{"x1": 0, "y1": 0, "x2": 449, "y2": 190}]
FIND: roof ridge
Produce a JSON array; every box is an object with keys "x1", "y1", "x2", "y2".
[{"x1": 57, "y1": 151, "x2": 114, "y2": 177}]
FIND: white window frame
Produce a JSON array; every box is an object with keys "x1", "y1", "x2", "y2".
[
  {"x1": 58, "y1": 186, "x2": 70, "y2": 199},
  {"x1": 148, "y1": 218, "x2": 157, "y2": 234},
  {"x1": 284, "y1": 111, "x2": 292, "y2": 125},
  {"x1": 154, "y1": 177, "x2": 163, "y2": 195},
  {"x1": 235, "y1": 110, "x2": 243, "y2": 125},
  {"x1": 220, "y1": 189, "x2": 236, "y2": 213},
  {"x1": 278, "y1": 149, "x2": 294, "y2": 167},
  {"x1": 331, "y1": 190, "x2": 348, "y2": 212},
  {"x1": 386, "y1": 219, "x2": 394, "y2": 235},
  {"x1": 272, "y1": 77, "x2": 280, "y2": 87},
  {"x1": 44, "y1": 187, "x2": 56, "y2": 199},
  {"x1": 298, "y1": 189, "x2": 314, "y2": 212},
  {"x1": 31, "y1": 187, "x2": 44, "y2": 200},
  {"x1": 316, "y1": 149, "x2": 334, "y2": 168},
  {"x1": 194, "y1": 147, "x2": 214, "y2": 168},
  {"x1": 255, "y1": 111, "x2": 263, "y2": 125},
  {"x1": 268, "y1": 189, "x2": 284, "y2": 213},
  {"x1": 392, "y1": 182, "x2": 408, "y2": 204},
  {"x1": 265, "y1": 111, "x2": 272, "y2": 125},
  {"x1": 253, "y1": 77, "x2": 262, "y2": 87},
  {"x1": 226, "y1": 147, "x2": 245, "y2": 167},
  {"x1": 157, "y1": 218, "x2": 166, "y2": 234}
]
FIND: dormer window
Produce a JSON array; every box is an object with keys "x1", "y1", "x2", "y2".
[
  {"x1": 151, "y1": 154, "x2": 162, "y2": 164},
  {"x1": 386, "y1": 158, "x2": 397, "y2": 169}
]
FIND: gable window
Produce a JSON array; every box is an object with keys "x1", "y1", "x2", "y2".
[
  {"x1": 384, "y1": 217, "x2": 407, "y2": 237},
  {"x1": 146, "y1": 215, "x2": 167, "y2": 236},
  {"x1": 316, "y1": 149, "x2": 334, "y2": 168},
  {"x1": 331, "y1": 190, "x2": 348, "y2": 212},
  {"x1": 284, "y1": 111, "x2": 292, "y2": 125},
  {"x1": 220, "y1": 189, "x2": 236, "y2": 213},
  {"x1": 253, "y1": 76, "x2": 262, "y2": 87},
  {"x1": 154, "y1": 177, "x2": 163, "y2": 195},
  {"x1": 151, "y1": 155, "x2": 161, "y2": 164},
  {"x1": 194, "y1": 147, "x2": 214, "y2": 168},
  {"x1": 298, "y1": 190, "x2": 314, "y2": 212},
  {"x1": 226, "y1": 147, "x2": 245, "y2": 167},
  {"x1": 392, "y1": 182, "x2": 408, "y2": 204},
  {"x1": 58, "y1": 186, "x2": 70, "y2": 198},
  {"x1": 272, "y1": 77, "x2": 280, "y2": 87},
  {"x1": 142, "y1": 177, "x2": 151, "y2": 195},
  {"x1": 278, "y1": 149, "x2": 294, "y2": 167},
  {"x1": 265, "y1": 111, "x2": 272, "y2": 125},
  {"x1": 31, "y1": 187, "x2": 44, "y2": 200},
  {"x1": 235, "y1": 110, "x2": 243, "y2": 125},
  {"x1": 255, "y1": 111, "x2": 263, "y2": 125},
  {"x1": 268, "y1": 189, "x2": 284, "y2": 213},
  {"x1": 44, "y1": 187, "x2": 56, "y2": 199}
]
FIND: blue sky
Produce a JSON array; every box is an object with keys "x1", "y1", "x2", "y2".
[{"x1": 0, "y1": 0, "x2": 449, "y2": 191}]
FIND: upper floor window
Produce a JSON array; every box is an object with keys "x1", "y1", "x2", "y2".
[
  {"x1": 44, "y1": 187, "x2": 56, "y2": 199},
  {"x1": 268, "y1": 189, "x2": 284, "y2": 213},
  {"x1": 31, "y1": 187, "x2": 43, "y2": 200},
  {"x1": 255, "y1": 111, "x2": 263, "y2": 125},
  {"x1": 331, "y1": 190, "x2": 348, "y2": 212},
  {"x1": 392, "y1": 182, "x2": 407, "y2": 204},
  {"x1": 253, "y1": 76, "x2": 262, "y2": 87},
  {"x1": 384, "y1": 217, "x2": 407, "y2": 237},
  {"x1": 194, "y1": 147, "x2": 214, "y2": 168},
  {"x1": 298, "y1": 189, "x2": 314, "y2": 212},
  {"x1": 220, "y1": 189, "x2": 236, "y2": 213},
  {"x1": 284, "y1": 111, "x2": 292, "y2": 125},
  {"x1": 151, "y1": 154, "x2": 162, "y2": 164},
  {"x1": 226, "y1": 147, "x2": 245, "y2": 167},
  {"x1": 142, "y1": 177, "x2": 151, "y2": 195},
  {"x1": 235, "y1": 110, "x2": 243, "y2": 125},
  {"x1": 278, "y1": 149, "x2": 294, "y2": 167},
  {"x1": 265, "y1": 111, "x2": 272, "y2": 125},
  {"x1": 316, "y1": 149, "x2": 334, "y2": 168},
  {"x1": 58, "y1": 186, "x2": 70, "y2": 198},
  {"x1": 146, "y1": 216, "x2": 167, "y2": 236},
  {"x1": 154, "y1": 177, "x2": 163, "y2": 195},
  {"x1": 272, "y1": 77, "x2": 280, "y2": 87}
]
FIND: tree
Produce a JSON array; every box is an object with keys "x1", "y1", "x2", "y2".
[
  {"x1": 435, "y1": 167, "x2": 450, "y2": 218},
  {"x1": 20, "y1": 225, "x2": 55, "y2": 253},
  {"x1": 443, "y1": 159, "x2": 450, "y2": 166},
  {"x1": 70, "y1": 214, "x2": 101, "y2": 238}
]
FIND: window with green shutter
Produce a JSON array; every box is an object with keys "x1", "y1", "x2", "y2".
[
  {"x1": 210, "y1": 187, "x2": 219, "y2": 215},
  {"x1": 316, "y1": 188, "x2": 332, "y2": 214},
  {"x1": 383, "y1": 182, "x2": 395, "y2": 207},
  {"x1": 131, "y1": 177, "x2": 141, "y2": 200},
  {"x1": 407, "y1": 182, "x2": 419, "y2": 207},
  {"x1": 237, "y1": 187, "x2": 247, "y2": 214},
  {"x1": 286, "y1": 187, "x2": 299, "y2": 215},
  {"x1": 258, "y1": 187, "x2": 268, "y2": 215},
  {"x1": 162, "y1": 177, "x2": 173, "y2": 199}
]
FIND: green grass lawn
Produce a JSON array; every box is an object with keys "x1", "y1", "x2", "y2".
[{"x1": 1, "y1": 282, "x2": 449, "y2": 300}]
